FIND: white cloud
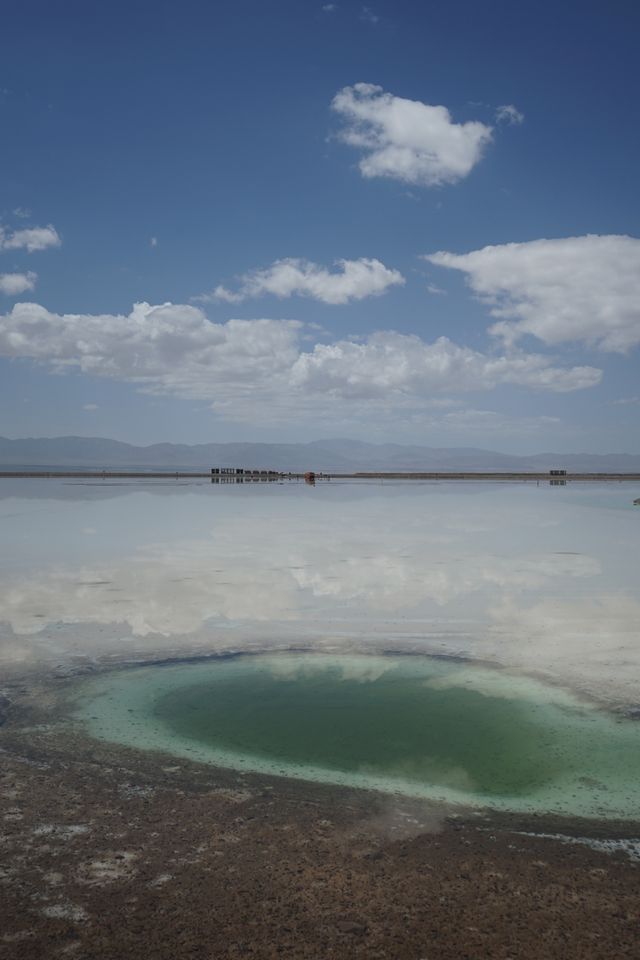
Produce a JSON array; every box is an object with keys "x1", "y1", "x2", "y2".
[
  {"x1": 0, "y1": 301, "x2": 302, "y2": 404},
  {"x1": 0, "y1": 224, "x2": 61, "y2": 253},
  {"x1": 0, "y1": 271, "x2": 37, "y2": 295},
  {"x1": 322, "y1": 3, "x2": 337, "y2": 10},
  {"x1": 425, "y1": 235, "x2": 640, "y2": 352},
  {"x1": 202, "y1": 257, "x2": 405, "y2": 305},
  {"x1": 495, "y1": 104, "x2": 524, "y2": 125},
  {"x1": 82, "y1": 403, "x2": 99, "y2": 411},
  {"x1": 331, "y1": 83, "x2": 493, "y2": 186},
  {"x1": 12, "y1": 207, "x2": 31, "y2": 219},
  {"x1": 150, "y1": 236, "x2": 158, "y2": 247},
  {"x1": 0, "y1": 302, "x2": 601, "y2": 429},
  {"x1": 208, "y1": 286, "x2": 243, "y2": 304},
  {"x1": 290, "y1": 331, "x2": 601, "y2": 398}
]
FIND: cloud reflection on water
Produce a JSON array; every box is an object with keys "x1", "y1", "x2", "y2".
[{"x1": 0, "y1": 482, "x2": 638, "y2": 701}]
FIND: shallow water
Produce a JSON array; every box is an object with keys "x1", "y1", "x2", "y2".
[
  {"x1": 3, "y1": 478, "x2": 640, "y2": 815},
  {"x1": 2, "y1": 479, "x2": 640, "y2": 703},
  {"x1": 76, "y1": 653, "x2": 640, "y2": 819}
]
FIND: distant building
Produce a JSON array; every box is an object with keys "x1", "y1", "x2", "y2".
[{"x1": 211, "y1": 467, "x2": 279, "y2": 483}]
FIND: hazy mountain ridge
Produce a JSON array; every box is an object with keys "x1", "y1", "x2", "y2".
[{"x1": 1, "y1": 436, "x2": 640, "y2": 472}]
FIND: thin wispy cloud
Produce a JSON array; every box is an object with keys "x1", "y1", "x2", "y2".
[
  {"x1": 200, "y1": 257, "x2": 405, "y2": 305},
  {"x1": 611, "y1": 396, "x2": 640, "y2": 406},
  {"x1": 495, "y1": 104, "x2": 524, "y2": 125},
  {"x1": 331, "y1": 83, "x2": 493, "y2": 186},
  {"x1": 360, "y1": 5, "x2": 379, "y2": 23}
]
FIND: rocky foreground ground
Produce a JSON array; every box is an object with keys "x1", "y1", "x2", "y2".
[{"x1": 1, "y1": 674, "x2": 639, "y2": 960}]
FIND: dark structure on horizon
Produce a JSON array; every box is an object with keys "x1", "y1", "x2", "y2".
[
  {"x1": 211, "y1": 467, "x2": 280, "y2": 483},
  {"x1": 2, "y1": 466, "x2": 640, "y2": 484}
]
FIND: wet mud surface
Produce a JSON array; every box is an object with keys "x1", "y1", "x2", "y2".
[{"x1": 1, "y1": 672, "x2": 639, "y2": 960}]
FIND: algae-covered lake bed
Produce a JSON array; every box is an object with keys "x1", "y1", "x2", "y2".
[{"x1": 75, "y1": 652, "x2": 640, "y2": 820}]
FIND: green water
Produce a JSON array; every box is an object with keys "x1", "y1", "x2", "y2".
[
  {"x1": 156, "y1": 663, "x2": 560, "y2": 795},
  {"x1": 77, "y1": 654, "x2": 640, "y2": 819}
]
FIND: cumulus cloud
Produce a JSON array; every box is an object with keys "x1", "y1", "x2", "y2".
[
  {"x1": 0, "y1": 301, "x2": 301, "y2": 404},
  {"x1": 0, "y1": 224, "x2": 61, "y2": 253},
  {"x1": 331, "y1": 83, "x2": 493, "y2": 186},
  {"x1": 290, "y1": 331, "x2": 601, "y2": 397},
  {"x1": 0, "y1": 302, "x2": 601, "y2": 428},
  {"x1": 425, "y1": 235, "x2": 640, "y2": 352},
  {"x1": 0, "y1": 271, "x2": 36, "y2": 295},
  {"x1": 495, "y1": 104, "x2": 524, "y2": 125},
  {"x1": 203, "y1": 257, "x2": 404, "y2": 305}
]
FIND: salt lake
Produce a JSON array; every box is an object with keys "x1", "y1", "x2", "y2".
[{"x1": 1, "y1": 478, "x2": 639, "y2": 818}]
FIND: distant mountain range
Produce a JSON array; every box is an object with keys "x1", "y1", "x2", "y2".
[{"x1": 1, "y1": 435, "x2": 640, "y2": 473}]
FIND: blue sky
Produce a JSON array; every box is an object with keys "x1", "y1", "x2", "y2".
[{"x1": 1, "y1": 0, "x2": 639, "y2": 452}]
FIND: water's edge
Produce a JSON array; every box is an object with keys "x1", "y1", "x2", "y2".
[{"x1": 71, "y1": 651, "x2": 640, "y2": 822}]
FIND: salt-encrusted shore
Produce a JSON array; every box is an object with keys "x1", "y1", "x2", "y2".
[{"x1": 2, "y1": 656, "x2": 639, "y2": 960}]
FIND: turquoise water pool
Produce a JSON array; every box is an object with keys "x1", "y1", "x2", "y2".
[{"x1": 76, "y1": 653, "x2": 640, "y2": 820}]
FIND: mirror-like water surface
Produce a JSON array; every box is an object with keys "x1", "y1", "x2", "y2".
[
  {"x1": 3, "y1": 479, "x2": 640, "y2": 817},
  {"x1": 1, "y1": 479, "x2": 639, "y2": 705},
  {"x1": 76, "y1": 654, "x2": 640, "y2": 819}
]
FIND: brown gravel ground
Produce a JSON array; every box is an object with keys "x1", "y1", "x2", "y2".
[{"x1": 1, "y1": 671, "x2": 639, "y2": 960}]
